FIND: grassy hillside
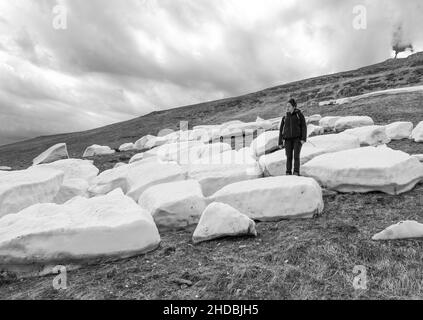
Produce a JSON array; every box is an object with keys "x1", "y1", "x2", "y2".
[
  {"x1": 1, "y1": 52, "x2": 423, "y2": 169},
  {"x1": 1, "y1": 54, "x2": 423, "y2": 300}
]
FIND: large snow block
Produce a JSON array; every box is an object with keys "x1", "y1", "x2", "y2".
[
  {"x1": 144, "y1": 148, "x2": 160, "y2": 159},
  {"x1": 192, "y1": 126, "x2": 221, "y2": 143},
  {"x1": 411, "y1": 121, "x2": 423, "y2": 143},
  {"x1": 188, "y1": 128, "x2": 213, "y2": 142},
  {"x1": 222, "y1": 120, "x2": 245, "y2": 126},
  {"x1": 180, "y1": 130, "x2": 204, "y2": 142},
  {"x1": 372, "y1": 221, "x2": 423, "y2": 241},
  {"x1": 207, "y1": 122, "x2": 262, "y2": 143},
  {"x1": 83, "y1": 145, "x2": 115, "y2": 157},
  {"x1": 210, "y1": 176, "x2": 324, "y2": 221},
  {"x1": 192, "y1": 202, "x2": 257, "y2": 244},
  {"x1": 37, "y1": 159, "x2": 99, "y2": 204},
  {"x1": 156, "y1": 141, "x2": 205, "y2": 163},
  {"x1": 307, "y1": 133, "x2": 360, "y2": 153},
  {"x1": 89, "y1": 160, "x2": 183, "y2": 198},
  {"x1": 114, "y1": 162, "x2": 126, "y2": 169},
  {"x1": 334, "y1": 116, "x2": 374, "y2": 132},
  {"x1": 385, "y1": 122, "x2": 414, "y2": 140},
  {"x1": 302, "y1": 146, "x2": 423, "y2": 195},
  {"x1": 119, "y1": 143, "x2": 135, "y2": 152},
  {"x1": 160, "y1": 131, "x2": 180, "y2": 144},
  {"x1": 0, "y1": 167, "x2": 64, "y2": 218},
  {"x1": 306, "y1": 114, "x2": 322, "y2": 125},
  {"x1": 307, "y1": 124, "x2": 324, "y2": 137},
  {"x1": 187, "y1": 163, "x2": 263, "y2": 197},
  {"x1": 126, "y1": 162, "x2": 188, "y2": 201},
  {"x1": 32, "y1": 143, "x2": 69, "y2": 165},
  {"x1": 255, "y1": 118, "x2": 273, "y2": 131},
  {"x1": 319, "y1": 116, "x2": 342, "y2": 132},
  {"x1": 411, "y1": 154, "x2": 423, "y2": 162},
  {"x1": 208, "y1": 128, "x2": 244, "y2": 143},
  {"x1": 88, "y1": 163, "x2": 133, "y2": 196},
  {"x1": 134, "y1": 135, "x2": 155, "y2": 150},
  {"x1": 193, "y1": 148, "x2": 257, "y2": 166},
  {"x1": 0, "y1": 189, "x2": 160, "y2": 266},
  {"x1": 250, "y1": 131, "x2": 280, "y2": 158},
  {"x1": 144, "y1": 136, "x2": 169, "y2": 149},
  {"x1": 37, "y1": 159, "x2": 99, "y2": 184},
  {"x1": 129, "y1": 153, "x2": 145, "y2": 164},
  {"x1": 259, "y1": 145, "x2": 326, "y2": 176},
  {"x1": 225, "y1": 122, "x2": 263, "y2": 132},
  {"x1": 189, "y1": 143, "x2": 232, "y2": 165},
  {"x1": 129, "y1": 150, "x2": 160, "y2": 164},
  {"x1": 204, "y1": 150, "x2": 238, "y2": 165},
  {"x1": 343, "y1": 125, "x2": 391, "y2": 146},
  {"x1": 53, "y1": 178, "x2": 90, "y2": 204},
  {"x1": 129, "y1": 153, "x2": 160, "y2": 165},
  {"x1": 139, "y1": 180, "x2": 206, "y2": 229},
  {"x1": 237, "y1": 147, "x2": 257, "y2": 163}
]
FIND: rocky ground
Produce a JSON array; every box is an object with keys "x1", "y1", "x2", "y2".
[{"x1": 1, "y1": 54, "x2": 423, "y2": 300}]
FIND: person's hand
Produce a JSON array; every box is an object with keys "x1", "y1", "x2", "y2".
[{"x1": 301, "y1": 140, "x2": 306, "y2": 145}]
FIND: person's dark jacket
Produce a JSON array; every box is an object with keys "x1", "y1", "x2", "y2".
[{"x1": 278, "y1": 108, "x2": 307, "y2": 146}]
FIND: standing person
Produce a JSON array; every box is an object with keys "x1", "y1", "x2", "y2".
[{"x1": 278, "y1": 98, "x2": 307, "y2": 176}]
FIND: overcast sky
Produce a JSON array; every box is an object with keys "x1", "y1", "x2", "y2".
[{"x1": 0, "y1": 0, "x2": 422, "y2": 146}]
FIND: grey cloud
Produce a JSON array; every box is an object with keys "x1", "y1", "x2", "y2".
[{"x1": 0, "y1": 0, "x2": 423, "y2": 146}]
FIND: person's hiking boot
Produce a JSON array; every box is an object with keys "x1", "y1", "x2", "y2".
[
  {"x1": 286, "y1": 172, "x2": 292, "y2": 176},
  {"x1": 293, "y1": 172, "x2": 300, "y2": 176}
]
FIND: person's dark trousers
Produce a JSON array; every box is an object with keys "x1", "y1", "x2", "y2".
[{"x1": 284, "y1": 138, "x2": 302, "y2": 175}]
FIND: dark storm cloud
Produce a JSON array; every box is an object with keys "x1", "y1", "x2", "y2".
[{"x1": 0, "y1": 0, "x2": 422, "y2": 146}]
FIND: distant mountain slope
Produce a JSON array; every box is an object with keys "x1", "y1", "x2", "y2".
[{"x1": 1, "y1": 52, "x2": 423, "y2": 168}]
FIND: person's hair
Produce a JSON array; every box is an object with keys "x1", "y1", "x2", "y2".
[{"x1": 288, "y1": 98, "x2": 297, "y2": 108}]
